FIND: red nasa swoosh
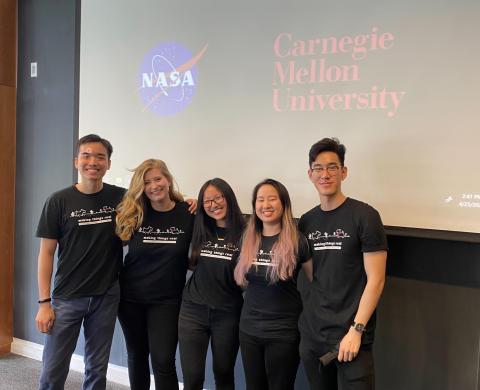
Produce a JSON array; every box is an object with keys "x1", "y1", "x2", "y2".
[{"x1": 175, "y1": 44, "x2": 208, "y2": 73}]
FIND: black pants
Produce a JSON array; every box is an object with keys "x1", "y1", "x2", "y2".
[
  {"x1": 118, "y1": 300, "x2": 181, "y2": 390},
  {"x1": 178, "y1": 300, "x2": 241, "y2": 390},
  {"x1": 239, "y1": 330, "x2": 300, "y2": 390},
  {"x1": 299, "y1": 336, "x2": 375, "y2": 390}
]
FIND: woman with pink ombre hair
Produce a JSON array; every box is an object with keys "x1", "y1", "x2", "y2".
[{"x1": 234, "y1": 178, "x2": 312, "y2": 390}]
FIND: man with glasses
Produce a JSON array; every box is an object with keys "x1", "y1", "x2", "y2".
[{"x1": 298, "y1": 138, "x2": 388, "y2": 390}]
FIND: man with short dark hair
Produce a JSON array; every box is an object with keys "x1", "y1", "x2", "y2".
[
  {"x1": 35, "y1": 134, "x2": 126, "y2": 390},
  {"x1": 299, "y1": 138, "x2": 388, "y2": 389}
]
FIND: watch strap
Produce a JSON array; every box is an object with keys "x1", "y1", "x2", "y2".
[{"x1": 351, "y1": 321, "x2": 367, "y2": 333}]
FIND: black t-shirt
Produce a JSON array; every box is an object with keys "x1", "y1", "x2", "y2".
[
  {"x1": 240, "y1": 234, "x2": 310, "y2": 339},
  {"x1": 36, "y1": 183, "x2": 126, "y2": 298},
  {"x1": 183, "y1": 227, "x2": 243, "y2": 311},
  {"x1": 120, "y1": 201, "x2": 194, "y2": 304},
  {"x1": 298, "y1": 197, "x2": 388, "y2": 347}
]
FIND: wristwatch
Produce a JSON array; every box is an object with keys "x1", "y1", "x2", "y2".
[{"x1": 351, "y1": 321, "x2": 366, "y2": 333}]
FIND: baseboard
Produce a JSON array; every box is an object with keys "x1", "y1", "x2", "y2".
[
  {"x1": 11, "y1": 338, "x2": 180, "y2": 389},
  {"x1": 11, "y1": 338, "x2": 43, "y2": 361}
]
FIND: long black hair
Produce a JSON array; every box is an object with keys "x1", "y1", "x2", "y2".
[{"x1": 190, "y1": 178, "x2": 245, "y2": 266}]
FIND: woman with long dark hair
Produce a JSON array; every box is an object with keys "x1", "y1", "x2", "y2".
[
  {"x1": 179, "y1": 178, "x2": 245, "y2": 390},
  {"x1": 234, "y1": 178, "x2": 312, "y2": 390},
  {"x1": 116, "y1": 159, "x2": 195, "y2": 390}
]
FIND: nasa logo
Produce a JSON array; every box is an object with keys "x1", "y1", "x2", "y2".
[{"x1": 138, "y1": 42, "x2": 207, "y2": 116}]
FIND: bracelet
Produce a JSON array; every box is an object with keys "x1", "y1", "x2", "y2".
[{"x1": 38, "y1": 297, "x2": 51, "y2": 304}]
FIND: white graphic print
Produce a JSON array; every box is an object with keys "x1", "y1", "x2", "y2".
[
  {"x1": 71, "y1": 206, "x2": 115, "y2": 226},
  {"x1": 140, "y1": 226, "x2": 184, "y2": 244},
  {"x1": 308, "y1": 229, "x2": 351, "y2": 251},
  {"x1": 200, "y1": 241, "x2": 239, "y2": 261},
  {"x1": 252, "y1": 249, "x2": 276, "y2": 267}
]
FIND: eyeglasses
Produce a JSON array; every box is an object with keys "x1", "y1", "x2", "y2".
[
  {"x1": 203, "y1": 194, "x2": 225, "y2": 207},
  {"x1": 311, "y1": 164, "x2": 342, "y2": 176}
]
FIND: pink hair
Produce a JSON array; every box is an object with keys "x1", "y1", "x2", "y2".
[{"x1": 234, "y1": 180, "x2": 299, "y2": 286}]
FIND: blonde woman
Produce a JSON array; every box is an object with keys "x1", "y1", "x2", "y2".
[
  {"x1": 234, "y1": 179, "x2": 312, "y2": 390},
  {"x1": 116, "y1": 159, "x2": 195, "y2": 390}
]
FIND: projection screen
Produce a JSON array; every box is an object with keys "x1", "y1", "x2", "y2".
[{"x1": 79, "y1": 0, "x2": 480, "y2": 234}]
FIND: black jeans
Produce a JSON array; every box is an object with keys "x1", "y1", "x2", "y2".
[
  {"x1": 118, "y1": 300, "x2": 181, "y2": 390},
  {"x1": 239, "y1": 330, "x2": 300, "y2": 390},
  {"x1": 178, "y1": 300, "x2": 241, "y2": 390},
  {"x1": 299, "y1": 336, "x2": 375, "y2": 390}
]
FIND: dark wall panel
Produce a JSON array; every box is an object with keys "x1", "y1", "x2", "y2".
[
  {"x1": 387, "y1": 235, "x2": 480, "y2": 289},
  {"x1": 376, "y1": 277, "x2": 480, "y2": 390},
  {"x1": 15, "y1": 0, "x2": 79, "y2": 344}
]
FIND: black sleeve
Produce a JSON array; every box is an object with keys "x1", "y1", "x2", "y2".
[
  {"x1": 36, "y1": 195, "x2": 62, "y2": 239},
  {"x1": 297, "y1": 233, "x2": 311, "y2": 264},
  {"x1": 359, "y1": 207, "x2": 388, "y2": 253},
  {"x1": 298, "y1": 214, "x2": 306, "y2": 234}
]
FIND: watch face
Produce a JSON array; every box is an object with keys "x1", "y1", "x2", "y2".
[{"x1": 354, "y1": 323, "x2": 366, "y2": 332}]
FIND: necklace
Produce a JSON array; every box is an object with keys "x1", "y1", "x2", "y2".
[{"x1": 216, "y1": 228, "x2": 225, "y2": 241}]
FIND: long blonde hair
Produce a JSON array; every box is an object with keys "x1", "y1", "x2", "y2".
[
  {"x1": 234, "y1": 179, "x2": 299, "y2": 286},
  {"x1": 116, "y1": 159, "x2": 183, "y2": 241}
]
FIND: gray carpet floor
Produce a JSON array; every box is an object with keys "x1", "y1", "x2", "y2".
[{"x1": 0, "y1": 354, "x2": 130, "y2": 390}]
